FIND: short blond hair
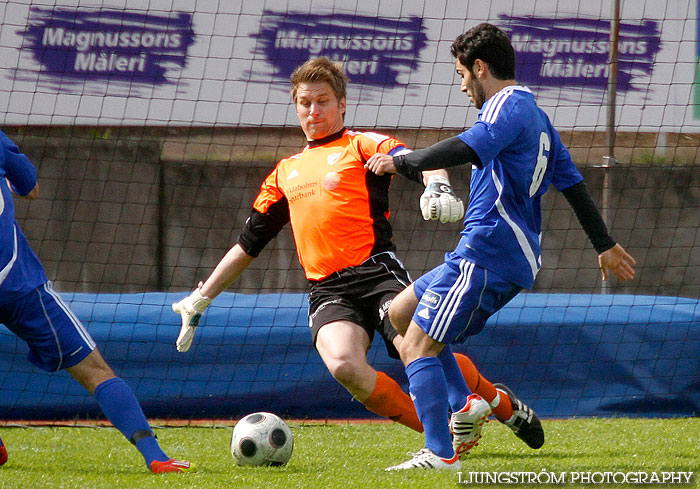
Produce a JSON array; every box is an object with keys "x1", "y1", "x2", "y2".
[{"x1": 290, "y1": 57, "x2": 348, "y2": 102}]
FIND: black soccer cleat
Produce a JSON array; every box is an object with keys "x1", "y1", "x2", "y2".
[{"x1": 493, "y1": 383, "x2": 545, "y2": 449}]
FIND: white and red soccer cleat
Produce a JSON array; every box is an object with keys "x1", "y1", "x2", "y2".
[
  {"x1": 450, "y1": 393, "x2": 491, "y2": 457},
  {"x1": 150, "y1": 458, "x2": 196, "y2": 473},
  {"x1": 385, "y1": 448, "x2": 461, "y2": 471}
]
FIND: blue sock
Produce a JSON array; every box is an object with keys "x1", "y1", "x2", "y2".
[
  {"x1": 438, "y1": 345, "x2": 470, "y2": 412},
  {"x1": 405, "y1": 357, "x2": 454, "y2": 459},
  {"x1": 94, "y1": 377, "x2": 169, "y2": 466}
]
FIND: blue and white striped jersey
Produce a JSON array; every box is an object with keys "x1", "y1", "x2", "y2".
[
  {"x1": 0, "y1": 130, "x2": 47, "y2": 306},
  {"x1": 456, "y1": 86, "x2": 583, "y2": 289}
]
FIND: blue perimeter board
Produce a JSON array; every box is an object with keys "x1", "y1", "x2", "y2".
[{"x1": 0, "y1": 292, "x2": 698, "y2": 420}]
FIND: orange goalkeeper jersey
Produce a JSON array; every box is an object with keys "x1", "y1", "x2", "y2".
[{"x1": 252, "y1": 129, "x2": 408, "y2": 281}]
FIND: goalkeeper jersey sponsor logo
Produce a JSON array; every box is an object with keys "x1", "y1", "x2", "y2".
[{"x1": 287, "y1": 181, "x2": 318, "y2": 203}]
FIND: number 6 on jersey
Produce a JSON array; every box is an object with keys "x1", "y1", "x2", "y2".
[{"x1": 529, "y1": 131, "x2": 550, "y2": 197}]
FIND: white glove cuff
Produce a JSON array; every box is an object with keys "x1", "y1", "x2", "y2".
[
  {"x1": 426, "y1": 175, "x2": 450, "y2": 186},
  {"x1": 191, "y1": 284, "x2": 212, "y2": 312}
]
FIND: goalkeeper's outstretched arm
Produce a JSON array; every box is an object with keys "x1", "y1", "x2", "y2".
[
  {"x1": 172, "y1": 200, "x2": 289, "y2": 352},
  {"x1": 199, "y1": 244, "x2": 254, "y2": 299},
  {"x1": 171, "y1": 244, "x2": 254, "y2": 352}
]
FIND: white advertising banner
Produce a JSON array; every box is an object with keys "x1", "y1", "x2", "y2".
[{"x1": 0, "y1": 0, "x2": 697, "y2": 130}]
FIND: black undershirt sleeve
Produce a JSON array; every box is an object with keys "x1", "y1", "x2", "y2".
[
  {"x1": 393, "y1": 136, "x2": 482, "y2": 183},
  {"x1": 237, "y1": 199, "x2": 290, "y2": 257},
  {"x1": 393, "y1": 139, "x2": 616, "y2": 254},
  {"x1": 561, "y1": 181, "x2": 616, "y2": 254}
]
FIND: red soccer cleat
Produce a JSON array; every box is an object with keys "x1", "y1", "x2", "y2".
[
  {"x1": 0, "y1": 438, "x2": 7, "y2": 467},
  {"x1": 149, "y1": 458, "x2": 196, "y2": 474}
]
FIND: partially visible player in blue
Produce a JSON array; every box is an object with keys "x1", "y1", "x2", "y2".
[
  {"x1": 366, "y1": 23, "x2": 636, "y2": 471},
  {"x1": 0, "y1": 130, "x2": 193, "y2": 473}
]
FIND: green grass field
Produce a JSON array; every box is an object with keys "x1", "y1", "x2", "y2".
[{"x1": 0, "y1": 418, "x2": 697, "y2": 489}]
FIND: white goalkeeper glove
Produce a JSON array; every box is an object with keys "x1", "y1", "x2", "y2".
[
  {"x1": 172, "y1": 282, "x2": 212, "y2": 352},
  {"x1": 420, "y1": 175, "x2": 464, "y2": 223}
]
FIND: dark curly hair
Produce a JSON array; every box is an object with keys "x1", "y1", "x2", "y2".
[{"x1": 450, "y1": 23, "x2": 516, "y2": 80}]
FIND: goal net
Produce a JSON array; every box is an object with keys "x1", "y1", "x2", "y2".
[{"x1": 0, "y1": 0, "x2": 698, "y2": 421}]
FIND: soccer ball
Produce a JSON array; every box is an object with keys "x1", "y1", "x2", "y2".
[{"x1": 230, "y1": 412, "x2": 294, "y2": 466}]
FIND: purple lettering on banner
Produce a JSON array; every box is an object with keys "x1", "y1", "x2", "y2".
[
  {"x1": 17, "y1": 8, "x2": 194, "y2": 90},
  {"x1": 251, "y1": 11, "x2": 428, "y2": 87},
  {"x1": 499, "y1": 15, "x2": 662, "y2": 92}
]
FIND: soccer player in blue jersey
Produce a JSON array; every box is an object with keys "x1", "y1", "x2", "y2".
[
  {"x1": 0, "y1": 130, "x2": 193, "y2": 473},
  {"x1": 366, "y1": 23, "x2": 636, "y2": 470}
]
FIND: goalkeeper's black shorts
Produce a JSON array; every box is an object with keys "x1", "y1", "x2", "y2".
[{"x1": 307, "y1": 251, "x2": 412, "y2": 359}]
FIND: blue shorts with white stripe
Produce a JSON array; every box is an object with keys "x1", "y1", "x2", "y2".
[
  {"x1": 0, "y1": 281, "x2": 95, "y2": 372},
  {"x1": 412, "y1": 257, "x2": 521, "y2": 344}
]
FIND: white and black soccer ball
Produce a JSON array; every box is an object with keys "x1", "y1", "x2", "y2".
[{"x1": 230, "y1": 412, "x2": 294, "y2": 466}]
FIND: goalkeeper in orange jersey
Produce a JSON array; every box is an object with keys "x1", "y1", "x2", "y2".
[{"x1": 172, "y1": 56, "x2": 493, "y2": 433}]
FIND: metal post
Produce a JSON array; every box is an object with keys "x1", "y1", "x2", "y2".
[
  {"x1": 601, "y1": 0, "x2": 620, "y2": 294},
  {"x1": 606, "y1": 0, "x2": 620, "y2": 162}
]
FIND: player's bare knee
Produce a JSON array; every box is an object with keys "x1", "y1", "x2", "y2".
[
  {"x1": 326, "y1": 357, "x2": 363, "y2": 387},
  {"x1": 388, "y1": 290, "x2": 416, "y2": 336},
  {"x1": 388, "y1": 304, "x2": 409, "y2": 336}
]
